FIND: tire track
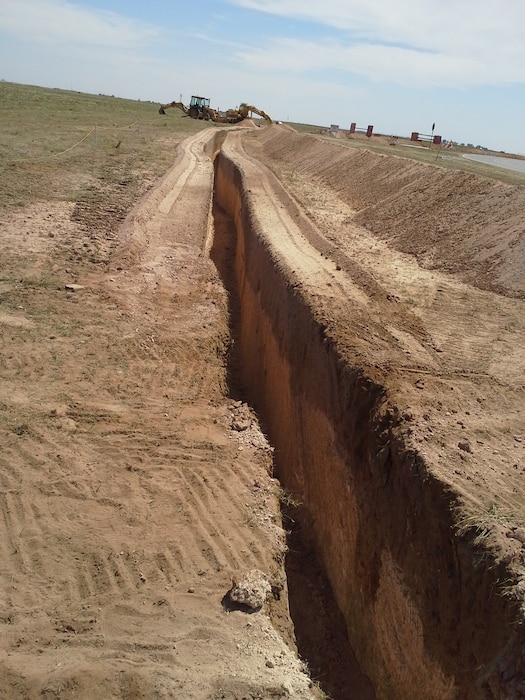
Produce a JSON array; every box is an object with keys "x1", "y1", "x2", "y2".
[
  {"x1": 0, "y1": 491, "x2": 30, "y2": 576},
  {"x1": 172, "y1": 464, "x2": 246, "y2": 571},
  {"x1": 0, "y1": 124, "x2": 316, "y2": 698}
]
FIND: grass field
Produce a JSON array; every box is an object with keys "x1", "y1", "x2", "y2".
[{"x1": 0, "y1": 81, "x2": 210, "y2": 211}]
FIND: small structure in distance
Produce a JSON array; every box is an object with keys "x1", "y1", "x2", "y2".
[
  {"x1": 411, "y1": 130, "x2": 442, "y2": 146},
  {"x1": 350, "y1": 122, "x2": 374, "y2": 137}
]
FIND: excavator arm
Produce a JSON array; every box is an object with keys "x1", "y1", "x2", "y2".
[
  {"x1": 158, "y1": 98, "x2": 273, "y2": 124},
  {"x1": 159, "y1": 101, "x2": 188, "y2": 115},
  {"x1": 238, "y1": 104, "x2": 273, "y2": 124}
]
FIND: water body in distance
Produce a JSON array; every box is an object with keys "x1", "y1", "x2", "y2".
[{"x1": 463, "y1": 154, "x2": 525, "y2": 174}]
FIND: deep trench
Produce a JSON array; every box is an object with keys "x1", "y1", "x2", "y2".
[
  {"x1": 206, "y1": 137, "x2": 524, "y2": 700},
  {"x1": 210, "y1": 197, "x2": 375, "y2": 700}
]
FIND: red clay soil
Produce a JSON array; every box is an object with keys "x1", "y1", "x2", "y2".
[{"x1": 1, "y1": 123, "x2": 524, "y2": 699}]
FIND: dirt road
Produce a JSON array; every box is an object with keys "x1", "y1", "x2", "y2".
[{"x1": 1, "y1": 122, "x2": 524, "y2": 699}]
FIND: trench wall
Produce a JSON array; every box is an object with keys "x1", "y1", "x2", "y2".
[{"x1": 212, "y1": 139, "x2": 523, "y2": 700}]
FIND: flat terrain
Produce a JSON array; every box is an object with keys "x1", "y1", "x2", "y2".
[{"x1": 1, "y1": 83, "x2": 525, "y2": 699}]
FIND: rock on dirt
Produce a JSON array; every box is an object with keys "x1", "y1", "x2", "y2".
[{"x1": 229, "y1": 569, "x2": 272, "y2": 610}]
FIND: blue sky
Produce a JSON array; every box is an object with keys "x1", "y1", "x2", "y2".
[{"x1": 1, "y1": 0, "x2": 525, "y2": 153}]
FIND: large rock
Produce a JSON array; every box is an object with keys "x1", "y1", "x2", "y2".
[{"x1": 228, "y1": 569, "x2": 271, "y2": 610}]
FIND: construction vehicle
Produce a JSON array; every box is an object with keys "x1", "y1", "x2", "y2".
[
  {"x1": 235, "y1": 103, "x2": 273, "y2": 124},
  {"x1": 158, "y1": 96, "x2": 272, "y2": 125},
  {"x1": 159, "y1": 95, "x2": 214, "y2": 119}
]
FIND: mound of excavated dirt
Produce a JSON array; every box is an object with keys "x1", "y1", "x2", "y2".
[
  {"x1": 228, "y1": 126, "x2": 525, "y2": 698},
  {"x1": 253, "y1": 128, "x2": 525, "y2": 298}
]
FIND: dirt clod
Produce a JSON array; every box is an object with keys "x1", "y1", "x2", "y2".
[{"x1": 229, "y1": 570, "x2": 272, "y2": 610}]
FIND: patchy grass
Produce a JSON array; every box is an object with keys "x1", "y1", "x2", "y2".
[
  {"x1": 286, "y1": 121, "x2": 327, "y2": 135},
  {"x1": 455, "y1": 502, "x2": 524, "y2": 547},
  {"x1": 0, "y1": 81, "x2": 211, "y2": 211},
  {"x1": 277, "y1": 486, "x2": 302, "y2": 509}
]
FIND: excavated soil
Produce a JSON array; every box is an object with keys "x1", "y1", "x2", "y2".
[
  {"x1": 214, "y1": 129, "x2": 525, "y2": 699},
  {"x1": 1, "y1": 123, "x2": 525, "y2": 699}
]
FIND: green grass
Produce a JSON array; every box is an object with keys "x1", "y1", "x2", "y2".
[
  {"x1": 286, "y1": 121, "x2": 326, "y2": 135},
  {"x1": 0, "y1": 81, "x2": 211, "y2": 210}
]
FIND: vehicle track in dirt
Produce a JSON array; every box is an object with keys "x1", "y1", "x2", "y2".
[
  {"x1": 2, "y1": 119, "x2": 525, "y2": 699},
  {"x1": 213, "y1": 126, "x2": 525, "y2": 699},
  {"x1": 243, "y1": 128, "x2": 525, "y2": 517},
  {"x1": 0, "y1": 128, "x2": 320, "y2": 699}
]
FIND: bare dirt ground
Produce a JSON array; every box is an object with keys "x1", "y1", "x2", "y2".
[
  {"x1": 237, "y1": 127, "x2": 525, "y2": 698},
  {"x1": 245, "y1": 127, "x2": 525, "y2": 517},
  {"x1": 1, "y1": 116, "x2": 525, "y2": 699},
  {"x1": 213, "y1": 129, "x2": 525, "y2": 698},
  {"x1": 0, "y1": 127, "x2": 321, "y2": 699}
]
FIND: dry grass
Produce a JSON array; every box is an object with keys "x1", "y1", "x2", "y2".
[
  {"x1": 456, "y1": 503, "x2": 524, "y2": 543},
  {"x1": 0, "y1": 81, "x2": 211, "y2": 211}
]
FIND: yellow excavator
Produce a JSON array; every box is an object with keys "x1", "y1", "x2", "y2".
[
  {"x1": 235, "y1": 103, "x2": 273, "y2": 124},
  {"x1": 158, "y1": 95, "x2": 272, "y2": 124}
]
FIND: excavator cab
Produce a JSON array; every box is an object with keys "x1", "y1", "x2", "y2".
[{"x1": 188, "y1": 95, "x2": 210, "y2": 119}]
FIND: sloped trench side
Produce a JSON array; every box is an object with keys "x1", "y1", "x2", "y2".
[
  {"x1": 211, "y1": 138, "x2": 525, "y2": 699},
  {"x1": 253, "y1": 128, "x2": 525, "y2": 297},
  {"x1": 209, "y1": 165, "x2": 376, "y2": 700}
]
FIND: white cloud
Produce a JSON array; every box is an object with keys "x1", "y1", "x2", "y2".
[
  {"x1": 231, "y1": 0, "x2": 429, "y2": 40},
  {"x1": 229, "y1": 0, "x2": 525, "y2": 45},
  {"x1": 236, "y1": 37, "x2": 525, "y2": 88},
  {"x1": 228, "y1": 0, "x2": 525, "y2": 87},
  {"x1": 0, "y1": 0, "x2": 160, "y2": 48}
]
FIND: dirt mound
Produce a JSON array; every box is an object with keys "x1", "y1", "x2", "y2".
[
  {"x1": 255, "y1": 128, "x2": 525, "y2": 297},
  {"x1": 231, "y1": 126, "x2": 525, "y2": 698}
]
